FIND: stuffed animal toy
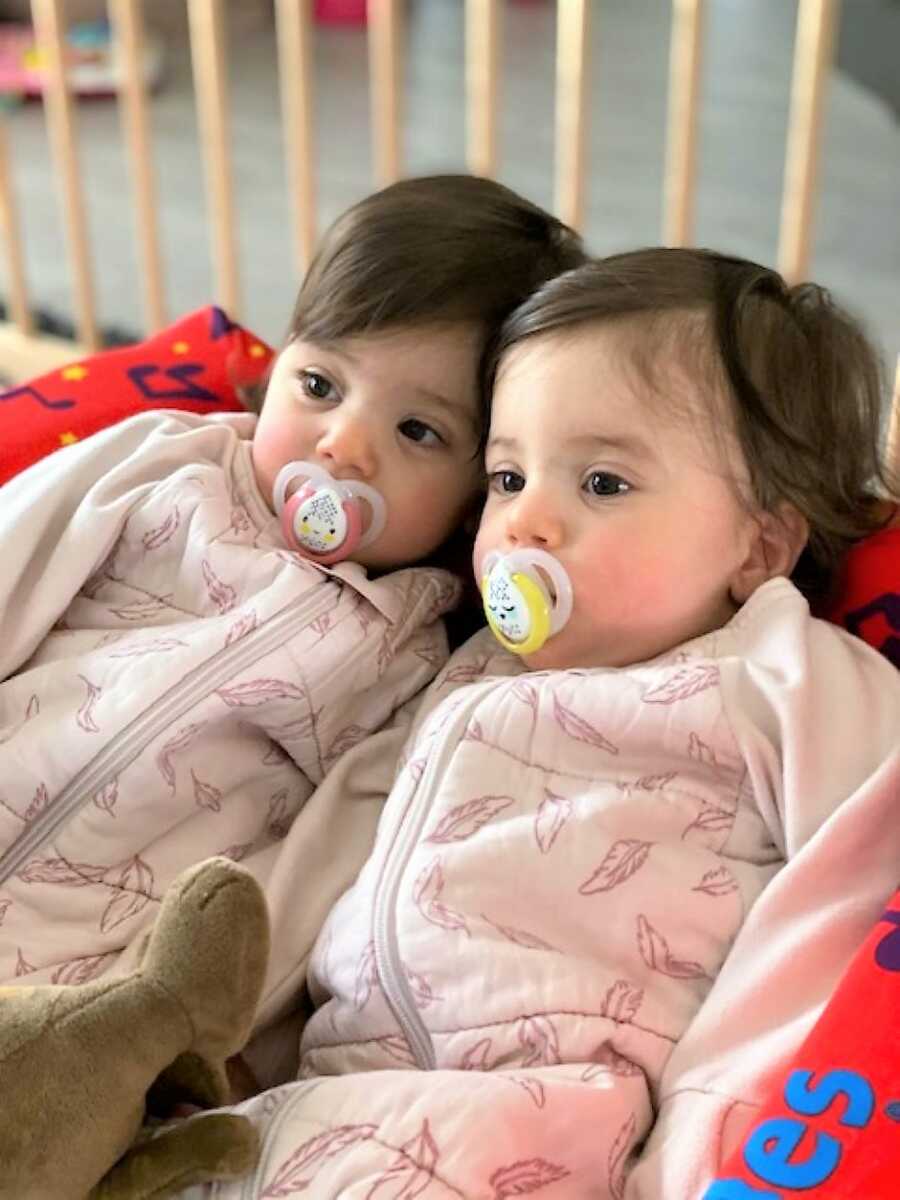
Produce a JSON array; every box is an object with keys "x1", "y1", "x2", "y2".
[{"x1": 0, "y1": 856, "x2": 271, "y2": 1200}]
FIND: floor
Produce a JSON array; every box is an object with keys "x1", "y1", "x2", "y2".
[{"x1": 5, "y1": 0, "x2": 899, "y2": 380}]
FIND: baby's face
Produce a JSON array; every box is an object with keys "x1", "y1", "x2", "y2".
[
  {"x1": 252, "y1": 323, "x2": 483, "y2": 570},
  {"x1": 474, "y1": 324, "x2": 761, "y2": 669}
]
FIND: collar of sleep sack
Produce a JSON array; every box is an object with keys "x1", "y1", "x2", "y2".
[{"x1": 235, "y1": 435, "x2": 455, "y2": 624}]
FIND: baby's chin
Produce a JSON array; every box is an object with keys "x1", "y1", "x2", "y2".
[
  {"x1": 521, "y1": 630, "x2": 627, "y2": 672},
  {"x1": 521, "y1": 636, "x2": 590, "y2": 672}
]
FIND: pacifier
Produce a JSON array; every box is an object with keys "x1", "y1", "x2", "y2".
[
  {"x1": 480, "y1": 548, "x2": 573, "y2": 655},
  {"x1": 273, "y1": 461, "x2": 387, "y2": 565}
]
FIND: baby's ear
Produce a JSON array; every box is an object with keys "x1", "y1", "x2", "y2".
[{"x1": 730, "y1": 503, "x2": 809, "y2": 604}]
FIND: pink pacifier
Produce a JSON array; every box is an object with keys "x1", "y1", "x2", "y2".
[
  {"x1": 480, "y1": 548, "x2": 573, "y2": 655},
  {"x1": 273, "y1": 461, "x2": 387, "y2": 565}
]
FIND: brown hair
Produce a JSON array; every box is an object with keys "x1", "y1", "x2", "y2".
[
  {"x1": 243, "y1": 176, "x2": 585, "y2": 422},
  {"x1": 489, "y1": 247, "x2": 898, "y2": 602}
]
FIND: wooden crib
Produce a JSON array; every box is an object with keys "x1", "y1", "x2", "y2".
[{"x1": 0, "y1": 0, "x2": 897, "y2": 466}]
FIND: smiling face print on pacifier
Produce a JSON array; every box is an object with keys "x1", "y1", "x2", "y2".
[
  {"x1": 273, "y1": 461, "x2": 387, "y2": 565},
  {"x1": 480, "y1": 548, "x2": 573, "y2": 655}
]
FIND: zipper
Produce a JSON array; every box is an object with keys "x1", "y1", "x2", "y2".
[
  {"x1": 239, "y1": 1082, "x2": 322, "y2": 1200},
  {"x1": 371, "y1": 695, "x2": 480, "y2": 1072},
  {"x1": 0, "y1": 587, "x2": 335, "y2": 886}
]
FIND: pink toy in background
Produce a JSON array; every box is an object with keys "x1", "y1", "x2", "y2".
[{"x1": 314, "y1": 0, "x2": 367, "y2": 25}]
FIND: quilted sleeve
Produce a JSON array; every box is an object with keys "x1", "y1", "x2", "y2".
[
  {"x1": 721, "y1": 583, "x2": 900, "y2": 857},
  {"x1": 0, "y1": 409, "x2": 245, "y2": 680},
  {"x1": 625, "y1": 585, "x2": 900, "y2": 1198}
]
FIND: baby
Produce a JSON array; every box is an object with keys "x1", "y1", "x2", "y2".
[
  {"x1": 0, "y1": 174, "x2": 584, "y2": 989},
  {"x1": 182, "y1": 248, "x2": 900, "y2": 1199}
]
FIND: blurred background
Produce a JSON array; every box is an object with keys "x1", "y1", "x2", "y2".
[{"x1": 1, "y1": 0, "x2": 897, "y2": 371}]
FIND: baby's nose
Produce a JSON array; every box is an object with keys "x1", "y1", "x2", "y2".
[
  {"x1": 317, "y1": 417, "x2": 377, "y2": 479},
  {"x1": 505, "y1": 492, "x2": 564, "y2": 549}
]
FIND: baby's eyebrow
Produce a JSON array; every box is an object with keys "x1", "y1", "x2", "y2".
[
  {"x1": 485, "y1": 434, "x2": 517, "y2": 453},
  {"x1": 486, "y1": 433, "x2": 657, "y2": 461},
  {"x1": 565, "y1": 433, "x2": 657, "y2": 461},
  {"x1": 413, "y1": 386, "x2": 478, "y2": 431}
]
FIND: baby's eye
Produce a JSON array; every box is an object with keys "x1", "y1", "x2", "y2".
[
  {"x1": 298, "y1": 370, "x2": 335, "y2": 401},
  {"x1": 399, "y1": 418, "x2": 443, "y2": 447},
  {"x1": 489, "y1": 470, "x2": 525, "y2": 495},
  {"x1": 585, "y1": 471, "x2": 629, "y2": 497}
]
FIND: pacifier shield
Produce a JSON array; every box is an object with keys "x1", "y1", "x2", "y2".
[
  {"x1": 274, "y1": 460, "x2": 385, "y2": 563},
  {"x1": 480, "y1": 548, "x2": 573, "y2": 656},
  {"x1": 482, "y1": 562, "x2": 552, "y2": 655},
  {"x1": 292, "y1": 486, "x2": 348, "y2": 554},
  {"x1": 484, "y1": 565, "x2": 533, "y2": 645}
]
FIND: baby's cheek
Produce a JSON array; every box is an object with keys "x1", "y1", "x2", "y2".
[
  {"x1": 251, "y1": 440, "x2": 283, "y2": 501},
  {"x1": 407, "y1": 474, "x2": 469, "y2": 538}
]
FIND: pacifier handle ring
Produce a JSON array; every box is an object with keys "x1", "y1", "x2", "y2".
[
  {"x1": 344, "y1": 480, "x2": 387, "y2": 549},
  {"x1": 273, "y1": 461, "x2": 330, "y2": 516},
  {"x1": 274, "y1": 464, "x2": 387, "y2": 554},
  {"x1": 530, "y1": 548, "x2": 573, "y2": 635}
]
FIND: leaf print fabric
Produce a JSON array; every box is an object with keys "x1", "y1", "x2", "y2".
[
  {"x1": 290, "y1": 594, "x2": 819, "y2": 1199},
  {"x1": 112, "y1": 582, "x2": 900, "y2": 1199},
  {"x1": 0, "y1": 408, "x2": 459, "y2": 991},
  {"x1": 183, "y1": 1065, "x2": 652, "y2": 1199}
]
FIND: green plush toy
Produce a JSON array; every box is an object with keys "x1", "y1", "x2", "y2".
[{"x1": 0, "y1": 857, "x2": 271, "y2": 1200}]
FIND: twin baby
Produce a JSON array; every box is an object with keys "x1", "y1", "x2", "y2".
[{"x1": 2, "y1": 175, "x2": 900, "y2": 1196}]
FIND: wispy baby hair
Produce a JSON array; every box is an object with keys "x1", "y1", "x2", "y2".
[{"x1": 489, "y1": 247, "x2": 897, "y2": 602}]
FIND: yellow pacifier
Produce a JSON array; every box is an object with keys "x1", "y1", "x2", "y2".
[{"x1": 480, "y1": 549, "x2": 573, "y2": 655}]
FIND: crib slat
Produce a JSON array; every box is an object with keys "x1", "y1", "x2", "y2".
[
  {"x1": 554, "y1": 0, "x2": 590, "y2": 232},
  {"x1": 31, "y1": 0, "x2": 100, "y2": 349},
  {"x1": 369, "y1": 0, "x2": 404, "y2": 187},
  {"x1": 663, "y1": 0, "x2": 705, "y2": 247},
  {"x1": 466, "y1": 0, "x2": 501, "y2": 179},
  {"x1": 778, "y1": 0, "x2": 839, "y2": 284},
  {"x1": 0, "y1": 120, "x2": 33, "y2": 335},
  {"x1": 887, "y1": 356, "x2": 900, "y2": 482},
  {"x1": 275, "y1": 0, "x2": 316, "y2": 276},
  {"x1": 188, "y1": 0, "x2": 241, "y2": 317},
  {"x1": 109, "y1": 0, "x2": 166, "y2": 331}
]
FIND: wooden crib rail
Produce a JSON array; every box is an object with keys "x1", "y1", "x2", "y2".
[
  {"x1": 663, "y1": 0, "x2": 704, "y2": 248},
  {"x1": 29, "y1": 0, "x2": 98, "y2": 350},
  {"x1": 0, "y1": 121, "x2": 32, "y2": 337},
  {"x1": 888, "y1": 358, "x2": 900, "y2": 482},
  {"x1": 108, "y1": 0, "x2": 166, "y2": 331},
  {"x1": 275, "y1": 0, "x2": 316, "y2": 276},
  {"x1": 778, "y1": 0, "x2": 840, "y2": 285},
  {"x1": 369, "y1": 0, "x2": 404, "y2": 189},
  {"x1": 554, "y1": 0, "x2": 590, "y2": 233},
  {"x1": 466, "y1": 0, "x2": 501, "y2": 181},
  {"x1": 188, "y1": 0, "x2": 240, "y2": 318}
]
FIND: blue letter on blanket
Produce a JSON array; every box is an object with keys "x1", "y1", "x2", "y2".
[
  {"x1": 704, "y1": 1182, "x2": 780, "y2": 1198},
  {"x1": 784, "y1": 1068, "x2": 874, "y2": 1128},
  {"x1": 743, "y1": 1118, "x2": 840, "y2": 1189}
]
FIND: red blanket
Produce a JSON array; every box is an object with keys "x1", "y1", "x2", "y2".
[
  {"x1": 705, "y1": 888, "x2": 900, "y2": 1198},
  {"x1": 0, "y1": 306, "x2": 273, "y2": 487},
  {"x1": 820, "y1": 514, "x2": 900, "y2": 670}
]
